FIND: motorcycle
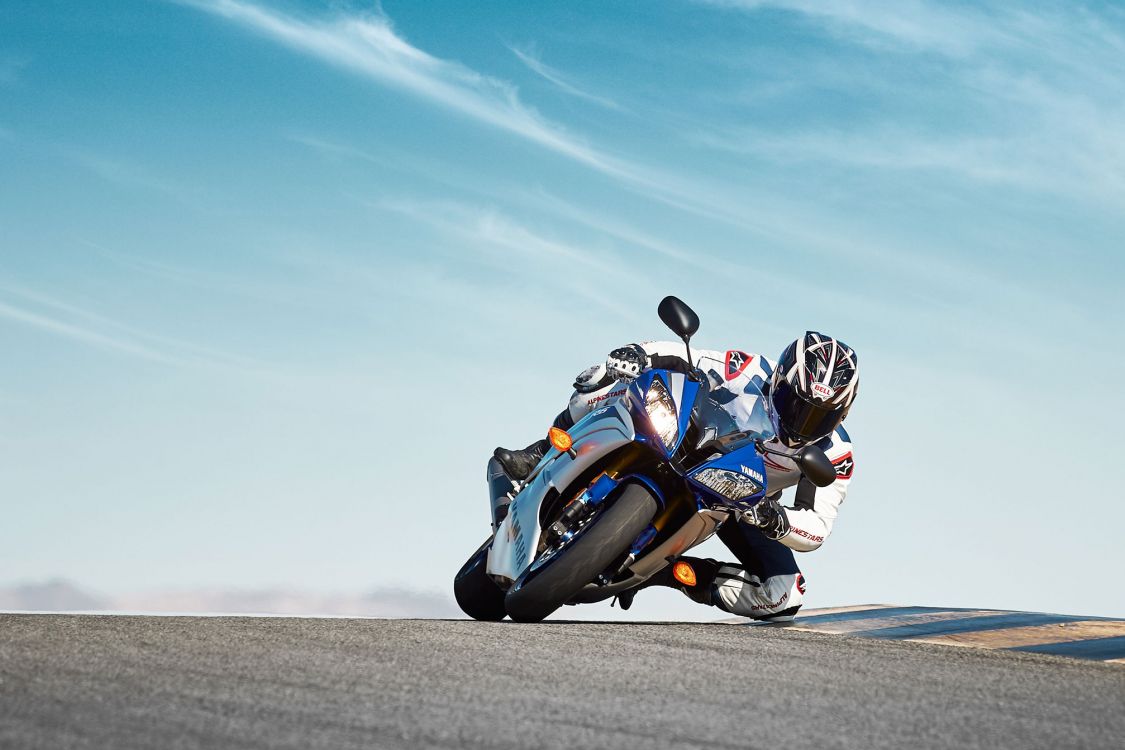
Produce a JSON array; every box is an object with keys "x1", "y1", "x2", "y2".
[{"x1": 454, "y1": 296, "x2": 836, "y2": 622}]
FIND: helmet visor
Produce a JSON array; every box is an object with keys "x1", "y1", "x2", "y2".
[{"x1": 771, "y1": 379, "x2": 844, "y2": 444}]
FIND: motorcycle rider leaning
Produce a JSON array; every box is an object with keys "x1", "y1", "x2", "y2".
[{"x1": 492, "y1": 332, "x2": 858, "y2": 621}]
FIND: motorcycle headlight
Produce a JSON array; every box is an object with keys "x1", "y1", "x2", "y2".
[
  {"x1": 691, "y1": 467, "x2": 763, "y2": 502},
  {"x1": 645, "y1": 378, "x2": 679, "y2": 451}
]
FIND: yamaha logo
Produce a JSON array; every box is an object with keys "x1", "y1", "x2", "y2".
[{"x1": 740, "y1": 465, "x2": 764, "y2": 483}]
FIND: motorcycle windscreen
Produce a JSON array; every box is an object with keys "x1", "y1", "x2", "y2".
[{"x1": 695, "y1": 375, "x2": 776, "y2": 447}]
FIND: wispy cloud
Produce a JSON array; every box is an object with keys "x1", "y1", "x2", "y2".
[
  {"x1": 692, "y1": 1, "x2": 1125, "y2": 207},
  {"x1": 523, "y1": 187, "x2": 698, "y2": 265},
  {"x1": 182, "y1": 0, "x2": 627, "y2": 177},
  {"x1": 375, "y1": 192, "x2": 1069, "y2": 358},
  {"x1": 695, "y1": 0, "x2": 1006, "y2": 57},
  {"x1": 269, "y1": 5, "x2": 1112, "y2": 309},
  {"x1": 377, "y1": 197, "x2": 604, "y2": 268},
  {"x1": 187, "y1": 1, "x2": 803, "y2": 239},
  {"x1": 288, "y1": 134, "x2": 988, "y2": 314},
  {"x1": 289, "y1": 134, "x2": 727, "y2": 272},
  {"x1": 508, "y1": 45, "x2": 622, "y2": 110},
  {"x1": 701, "y1": 0, "x2": 1125, "y2": 90},
  {"x1": 95, "y1": 245, "x2": 323, "y2": 311},
  {"x1": 0, "y1": 281, "x2": 265, "y2": 369},
  {"x1": 289, "y1": 132, "x2": 897, "y2": 327},
  {"x1": 67, "y1": 150, "x2": 199, "y2": 199},
  {"x1": 0, "y1": 297, "x2": 183, "y2": 365},
  {"x1": 373, "y1": 196, "x2": 610, "y2": 270},
  {"x1": 705, "y1": 0, "x2": 1125, "y2": 86},
  {"x1": 694, "y1": 129, "x2": 1044, "y2": 186},
  {"x1": 365, "y1": 194, "x2": 946, "y2": 335},
  {"x1": 371, "y1": 196, "x2": 647, "y2": 321}
]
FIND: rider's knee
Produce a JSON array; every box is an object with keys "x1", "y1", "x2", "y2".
[{"x1": 712, "y1": 569, "x2": 806, "y2": 619}]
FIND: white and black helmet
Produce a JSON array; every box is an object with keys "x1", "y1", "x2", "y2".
[{"x1": 769, "y1": 331, "x2": 858, "y2": 447}]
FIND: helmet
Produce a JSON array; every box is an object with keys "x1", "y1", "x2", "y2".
[{"x1": 769, "y1": 332, "x2": 858, "y2": 447}]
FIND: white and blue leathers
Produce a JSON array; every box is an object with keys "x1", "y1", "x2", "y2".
[{"x1": 566, "y1": 341, "x2": 856, "y2": 619}]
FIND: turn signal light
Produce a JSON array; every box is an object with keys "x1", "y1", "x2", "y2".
[
  {"x1": 672, "y1": 561, "x2": 697, "y2": 587},
  {"x1": 548, "y1": 426, "x2": 573, "y2": 453}
]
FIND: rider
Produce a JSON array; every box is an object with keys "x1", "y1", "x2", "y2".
[{"x1": 491, "y1": 332, "x2": 858, "y2": 621}]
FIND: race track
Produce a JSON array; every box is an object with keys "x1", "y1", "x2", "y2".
[{"x1": 2, "y1": 614, "x2": 1123, "y2": 749}]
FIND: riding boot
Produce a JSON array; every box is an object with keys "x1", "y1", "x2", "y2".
[{"x1": 493, "y1": 438, "x2": 550, "y2": 481}]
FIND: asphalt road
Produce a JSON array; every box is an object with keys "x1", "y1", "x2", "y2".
[{"x1": 1, "y1": 615, "x2": 1123, "y2": 749}]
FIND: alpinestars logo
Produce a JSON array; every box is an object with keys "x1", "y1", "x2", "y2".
[
  {"x1": 725, "y1": 350, "x2": 753, "y2": 380},
  {"x1": 832, "y1": 452, "x2": 854, "y2": 480},
  {"x1": 586, "y1": 388, "x2": 626, "y2": 407}
]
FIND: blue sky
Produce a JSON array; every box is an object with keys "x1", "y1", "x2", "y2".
[{"x1": 2, "y1": 0, "x2": 1123, "y2": 619}]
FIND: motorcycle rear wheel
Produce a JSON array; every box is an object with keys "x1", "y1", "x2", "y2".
[
  {"x1": 504, "y1": 482, "x2": 657, "y2": 623},
  {"x1": 454, "y1": 538, "x2": 508, "y2": 621}
]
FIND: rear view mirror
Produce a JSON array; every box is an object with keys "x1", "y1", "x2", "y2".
[
  {"x1": 658, "y1": 296, "x2": 700, "y2": 340},
  {"x1": 796, "y1": 445, "x2": 836, "y2": 487}
]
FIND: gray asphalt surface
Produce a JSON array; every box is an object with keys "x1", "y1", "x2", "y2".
[{"x1": 1, "y1": 615, "x2": 1123, "y2": 749}]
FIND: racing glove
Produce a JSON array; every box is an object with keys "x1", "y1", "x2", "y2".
[
  {"x1": 741, "y1": 495, "x2": 790, "y2": 540},
  {"x1": 606, "y1": 344, "x2": 648, "y2": 382}
]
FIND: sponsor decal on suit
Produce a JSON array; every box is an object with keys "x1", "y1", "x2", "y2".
[
  {"x1": 586, "y1": 388, "x2": 626, "y2": 407},
  {"x1": 749, "y1": 591, "x2": 788, "y2": 612},
  {"x1": 724, "y1": 350, "x2": 754, "y2": 380},
  {"x1": 832, "y1": 452, "x2": 854, "y2": 480},
  {"x1": 788, "y1": 527, "x2": 824, "y2": 544}
]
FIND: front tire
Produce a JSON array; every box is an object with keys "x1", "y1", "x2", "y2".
[
  {"x1": 504, "y1": 482, "x2": 658, "y2": 623},
  {"x1": 454, "y1": 538, "x2": 507, "y2": 621}
]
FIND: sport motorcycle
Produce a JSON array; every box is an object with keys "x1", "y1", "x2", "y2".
[{"x1": 454, "y1": 296, "x2": 836, "y2": 622}]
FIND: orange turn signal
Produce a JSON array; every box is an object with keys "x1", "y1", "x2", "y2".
[
  {"x1": 548, "y1": 426, "x2": 574, "y2": 453},
  {"x1": 672, "y1": 561, "x2": 697, "y2": 587}
]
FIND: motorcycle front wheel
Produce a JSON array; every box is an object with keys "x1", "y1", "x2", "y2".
[{"x1": 504, "y1": 482, "x2": 657, "y2": 623}]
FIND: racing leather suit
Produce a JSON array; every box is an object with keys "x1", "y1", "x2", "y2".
[{"x1": 566, "y1": 341, "x2": 855, "y2": 619}]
